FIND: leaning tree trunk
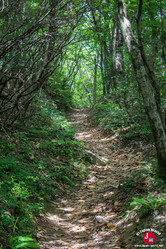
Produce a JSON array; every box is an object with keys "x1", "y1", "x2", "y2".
[{"x1": 117, "y1": 0, "x2": 166, "y2": 180}]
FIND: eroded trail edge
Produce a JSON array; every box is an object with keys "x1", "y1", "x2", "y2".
[{"x1": 37, "y1": 108, "x2": 144, "y2": 249}]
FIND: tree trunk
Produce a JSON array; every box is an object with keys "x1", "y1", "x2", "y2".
[
  {"x1": 136, "y1": 0, "x2": 162, "y2": 121},
  {"x1": 117, "y1": 0, "x2": 166, "y2": 180},
  {"x1": 93, "y1": 49, "x2": 98, "y2": 105},
  {"x1": 159, "y1": 0, "x2": 166, "y2": 62},
  {"x1": 100, "y1": 45, "x2": 106, "y2": 96}
]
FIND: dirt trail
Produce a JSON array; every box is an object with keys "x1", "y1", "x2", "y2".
[{"x1": 37, "y1": 108, "x2": 144, "y2": 249}]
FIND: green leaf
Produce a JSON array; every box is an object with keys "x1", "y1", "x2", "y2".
[
  {"x1": 16, "y1": 237, "x2": 34, "y2": 242},
  {"x1": 15, "y1": 242, "x2": 40, "y2": 248},
  {"x1": 8, "y1": 237, "x2": 40, "y2": 249}
]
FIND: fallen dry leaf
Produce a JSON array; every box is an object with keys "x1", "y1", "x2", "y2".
[
  {"x1": 75, "y1": 234, "x2": 91, "y2": 239},
  {"x1": 54, "y1": 226, "x2": 60, "y2": 231},
  {"x1": 107, "y1": 222, "x2": 115, "y2": 230}
]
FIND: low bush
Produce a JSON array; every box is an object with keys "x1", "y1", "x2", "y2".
[
  {"x1": 90, "y1": 102, "x2": 151, "y2": 138},
  {"x1": 130, "y1": 193, "x2": 166, "y2": 215}
]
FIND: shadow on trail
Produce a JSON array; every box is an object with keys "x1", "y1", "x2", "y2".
[
  {"x1": 37, "y1": 173, "x2": 120, "y2": 249},
  {"x1": 37, "y1": 108, "x2": 145, "y2": 249}
]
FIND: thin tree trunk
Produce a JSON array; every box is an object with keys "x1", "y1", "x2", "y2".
[
  {"x1": 93, "y1": 49, "x2": 98, "y2": 105},
  {"x1": 83, "y1": 83, "x2": 92, "y2": 107},
  {"x1": 159, "y1": 0, "x2": 166, "y2": 62},
  {"x1": 100, "y1": 45, "x2": 106, "y2": 96},
  {"x1": 117, "y1": 0, "x2": 166, "y2": 180}
]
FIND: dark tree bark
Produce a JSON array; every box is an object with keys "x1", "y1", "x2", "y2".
[{"x1": 117, "y1": 0, "x2": 166, "y2": 180}]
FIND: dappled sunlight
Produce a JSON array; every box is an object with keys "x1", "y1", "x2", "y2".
[
  {"x1": 60, "y1": 199, "x2": 68, "y2": 204},
  {"x1": 58, "y1": 207, "x2": 75, "y2": 212},
  {"x1": 47, "y1": 209, "x2": 89, "y2": 235},
  {"x1": 77, "y1": 199, "x2": 86, "y2": 203},
  {"x1": 37, "y1": 108, "x2": 148, "y2": 249},
  {"x1": 69, "y1": 120, "x2": 83, "y2": 125},
  {"x1": 76, "y1": 131, "x2": 93, "y2": 139},
  {"x1": 39, "y1": 193, "x2": 121, "y2": 248},
  {"x1": 103, "y1": 191, "x2": 115, "y2": 198},
  {"x1": 94, "y1": 165, "x2": 114, "y2": 171},
  {"x1": 82, "y1": 174, "x2": 98, "y2": 185}
]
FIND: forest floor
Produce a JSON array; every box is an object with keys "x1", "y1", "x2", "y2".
[{"x1": 36, "y1": 108, "x2": 165, "y2": 249}]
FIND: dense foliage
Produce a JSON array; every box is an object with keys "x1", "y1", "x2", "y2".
[
  {"x1": 0, "y1": 0, "x2": 166, "y2": 247},
  {"x1": 0, "y1": 0, "x2": 83, "y2": 126}
]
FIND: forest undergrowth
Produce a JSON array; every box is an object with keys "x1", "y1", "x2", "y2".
[
  {"x1": 89, "y1": 104, "x2": 166, "y2": 248},
  {"x1": 1, "y1": 0, "x2": 166, "y2": 248},
  {"x1": 0, "y1": 99, "x2": 89, "y2": 248},
  {"x1": 36, "y1": 108, "x2": 166, "y2": 248},
  {"x1": 0, "y1": 103, "x2": 166, "y2": 248}
]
